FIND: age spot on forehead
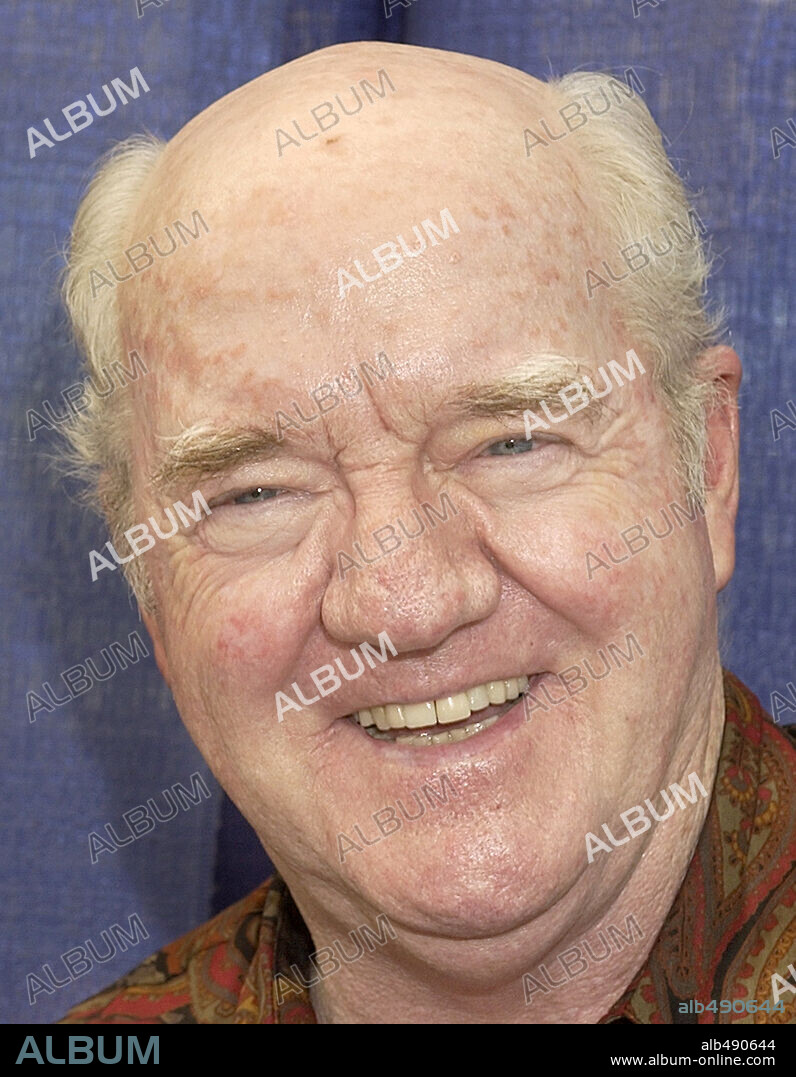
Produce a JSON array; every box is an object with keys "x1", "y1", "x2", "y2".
[
  {"x1": 537, "y1": 266, "x2": 561, "y2": 286},
  {"x1": 495, "y1": 199, "x2": 521, "y2": 221}
]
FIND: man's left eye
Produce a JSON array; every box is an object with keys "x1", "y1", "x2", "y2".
[
  {"x1": 483, "y1": 437, "x2": 535, "y2": 456},
  {"x1": 233, "y1": 487, "x2": 282, "y2": 505}
]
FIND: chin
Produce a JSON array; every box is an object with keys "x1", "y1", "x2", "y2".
[{"x1": 337, "y1": 831, "x2": 583, "y2": 938}]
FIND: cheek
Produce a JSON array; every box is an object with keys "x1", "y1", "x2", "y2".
[
  {"x1": 489, "y1": 491, "x2": 708, "y2": 644},
  {"x1": 212, "y1": 608, "x2": 277, "y2": 669},
  {"x1": 206, "y1": 598, "x2": 304, "y2": 695},
  {"x1": 163, "y1": 577, "x2": 306, "y2": 708},
  {"x1": 160, "y1": 586, "x2": 311, "y2": 774}
]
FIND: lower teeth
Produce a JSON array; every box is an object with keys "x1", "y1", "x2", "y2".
[{"x1": 360, "y1": 712, "x2": 502, "y2": 746}]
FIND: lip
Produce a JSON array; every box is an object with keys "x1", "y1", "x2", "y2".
[
  {"x1": 332, "y1": 675, "x2": 550, "y2": 765},
  {"x1": 332, "y1": 671, "x2": 544, "y2": 724}
]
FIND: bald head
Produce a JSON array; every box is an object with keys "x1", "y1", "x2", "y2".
[
  {"x1": 120, "y1": 42, "x2": 607, "y2": 394},
  {"x1": 135, "y1": 41, "x2": 569, "y2": 221}
]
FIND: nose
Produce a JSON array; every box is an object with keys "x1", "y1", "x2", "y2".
[{"x1": 321, "y1": 482, "x2": 501, "y2": 653}]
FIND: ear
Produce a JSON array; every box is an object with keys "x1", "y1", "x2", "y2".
[
  {"x1": 699, "y1": 346, "x2": 742, "y2": 592},
  {"x1": 140, "y1": 605, "x2": 171, "y2": 685}
]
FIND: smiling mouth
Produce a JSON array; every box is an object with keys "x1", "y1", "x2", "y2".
[{"x1": 348, "y1": 676, "x2": 532, "y2": 746}]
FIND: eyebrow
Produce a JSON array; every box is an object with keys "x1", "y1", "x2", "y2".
[
  {"x1": 449, "y1": 355, "x2": 609, "y2": 424},
  {"x1": 150, "y1": 425, "x2": 282, "y2": 494},
  {"x1": 150, "y1": 355, "x2": 609, "y2": 493}
]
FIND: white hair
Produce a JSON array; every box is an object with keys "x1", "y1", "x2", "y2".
[
  {"x1": 60, "y1": 134, "x2": 165, "y2": 609},
  {"x1": 547, "y1": 70, "x2": 726, "y2": 496}
]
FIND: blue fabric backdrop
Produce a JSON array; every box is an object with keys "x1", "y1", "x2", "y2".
[{"x1": 1, "y1": 0, "x2": 793, "y2": 1024}]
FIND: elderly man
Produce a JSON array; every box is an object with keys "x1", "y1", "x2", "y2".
[{"x1": 58, "y1": 42, "x2": 794, "y2": 1024}]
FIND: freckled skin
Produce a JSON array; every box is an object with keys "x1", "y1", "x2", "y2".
[{"x1": 116, "y1": 42, "x2": 741, "y2": 1022}]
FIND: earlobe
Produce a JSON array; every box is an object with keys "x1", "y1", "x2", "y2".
[
  {"x1": 699, "y1": 346, "x2": 742, "y2": 591},
  {"x1": 140, "y1": 606, "x2": 170, "y2": 684}
]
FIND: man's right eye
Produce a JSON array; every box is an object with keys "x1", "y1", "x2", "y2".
[{"x1": 482, "y1": 436, "x2": 536, "y2": 456}]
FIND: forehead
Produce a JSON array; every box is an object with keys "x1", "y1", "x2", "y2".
[{"x1": 119, "y1": 48, "x2": 616, "y2": 417}]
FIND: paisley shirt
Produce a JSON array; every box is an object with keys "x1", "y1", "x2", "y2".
[{"x1": 60, "y1": 671, "x2": 796, "y2": 1024}]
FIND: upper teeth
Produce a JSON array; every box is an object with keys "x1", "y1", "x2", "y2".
[{"x1": 353, "y1": 676, "x2": 529, "y2": 732}]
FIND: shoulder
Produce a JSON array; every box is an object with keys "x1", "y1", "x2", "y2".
[
  {"x1": 59, "y1": 878, "x2": 277, "y2": 1024},
  {"x1": 710, "y1": 673, "x2": 796, "y2": 1020}
]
